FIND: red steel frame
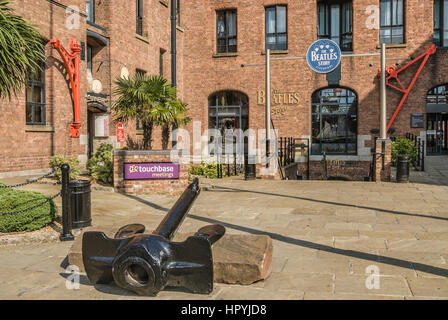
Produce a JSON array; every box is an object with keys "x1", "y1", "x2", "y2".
[
  {"x1": 379, "y1": 44, "x2": 436, "y2": 132},
  {"x1": 50, "y1": 38, "x2": 82, "y2": 138}
]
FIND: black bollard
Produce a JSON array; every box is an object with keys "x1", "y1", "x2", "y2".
[{"x1": 60, "y1": 164, "x2": 74, "y2": 241}]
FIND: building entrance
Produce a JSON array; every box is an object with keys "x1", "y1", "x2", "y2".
[
  {"x1": 426, "y1": 84, "x2": 448, "y2": 156},
  {"x1": 426, "y1": 113, "x2": 448, "y2": 155}
]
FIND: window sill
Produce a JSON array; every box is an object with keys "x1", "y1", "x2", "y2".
[
  {"x1": 87, "y1": 21, "x2": 107, "y2": 32},
  {"x1": 136, "y1": 130, "x2": 144, "y2": 135},
  {"x1": 213, "y1": 52, "x2": 238, "y2": 58},
  {"x1": 136, "y1": 34, "x2": 150, "y2": 44},
  {"x1": 25, "y1": 125, "x2": 54, "y2": 132},
  {"x1": 159, "y1": 0, "x2": 168, "y2": 7},
  {"x1": 261, "y1": 50, "x2": 289, "y2": 55},
  {"x1": 376, "y1": 43, "x2": 407, "y2": 49}
]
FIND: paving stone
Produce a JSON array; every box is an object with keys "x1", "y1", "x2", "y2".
[
  {"x1": 387, "y1": 240, "x2": 448, "y2": 253},
  {"x1": 348, "y1": 258, "x2": 417, "y2": 278},
  {"x1": 215, "y1": 286, "x2": 304, "y2": 300},
  {"x1": 262, "y1": 272, "x2": 333, "y2": 293},
  {"x1": 303, "y1": 292, "x2": 406, "y2": 300},
  {"x1": 282, "y1": 257, "x2": 350, "y2": 275},
  {"x1": 325, "y1": 222, "x2": 373, "y2": 231},
  {"x1": 407, "y1": 277, "x2": 448, "y2": 298},
  {"x1": 334, "y1": 238, "x2": 388, "y2": 251},
  {"x1": 334, "y1": 274, "x2": 411, "y2": 296}
]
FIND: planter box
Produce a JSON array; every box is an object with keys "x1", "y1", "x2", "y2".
[{"x1": 113, "y1": 150, "x2": 189, "y2": 195}]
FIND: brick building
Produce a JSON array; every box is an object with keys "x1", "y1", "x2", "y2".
[{"x1": 0, "y1": 0, "x2": 447, "y2": 180}]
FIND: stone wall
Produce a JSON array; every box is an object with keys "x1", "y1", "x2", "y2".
[{"x1": 113, "y1": 150, "x2": 189, "y2": 195}]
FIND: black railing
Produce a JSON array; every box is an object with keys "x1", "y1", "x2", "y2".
[
  {"x1": 391, "y1": 134, "x2": 425, "y2": 172},
  {"x1": 216, "y1": 152, "x2": 243, "y2": 179},
  {"x1": 278, "y1": 137, "x2": 310, "y2": 180}
]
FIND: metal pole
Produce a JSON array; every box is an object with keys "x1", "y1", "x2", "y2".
[
  {"x1": 266, "y1": 49, "x2": 271, "y2": 167},
  {"x1": 380, "y1": 43, "x2": 387, "y2": 139},
  {"x1": 60, "y1": 164, "x2": 74, "y2": 241},
  {"x1": 171, "y1": 0, "x2": 177, "y2": 149}
]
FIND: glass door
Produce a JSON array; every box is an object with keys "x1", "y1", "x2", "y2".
[{"x1": 426, "y1": 113, "x2": 448, "y2": 155}]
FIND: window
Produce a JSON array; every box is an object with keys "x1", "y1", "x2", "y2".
[
  {"x1": 427, "y1": 84, "x2": 448, "y2": 104},
  {"x1": 26, "y1": 66, "x2": 46, "y2": 125},
  {"x1": 216, "y1": 10, "x2": 237, "y2": 53},
  {"x1": 380, "y1": 0, "x2": 404, "y2": 44},
  {"x1": 136, "y1": 0, "x2": 144, "y2": 36},
  {"x1": 159, "y1": 49, "x2": 166, "y2": 76},
  {"x1": 317, "y1": 1, "x2": 353, "y2": 51},
  {"x1": 208, "y1": 91, "x2": 249, "y2": 137},
  {"x1": 135, "y1": 69, "x2": 146, "y2": 131},
  {"x1": 265, "y1": 5, "x2": 287, "y2": 51},
  {"x1": 86, "y1": 0, "x2": 94, "y2": 23},
  {"x1": 434, "y1": 0, "x2": 448, "y2": 47},
  {"x1": 86, "y1": 45, "x2": 92, "y2": 75},
  {"x1": 311, "y1": 87, "x2": 357, "y2": 155}
]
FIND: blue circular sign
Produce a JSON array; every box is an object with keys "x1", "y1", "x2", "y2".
[{"x1": 306, "y1": 39, "x2": 342, "y2": 74}]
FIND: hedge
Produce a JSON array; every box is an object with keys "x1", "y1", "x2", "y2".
[{"x1": 0, "y1": 183, "x2": 57, "y2": 233}]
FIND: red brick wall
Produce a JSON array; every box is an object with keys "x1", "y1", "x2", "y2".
[
  {"x1": 0, "y1": 0, "x2": 87, "y2": 174},
  {"x1": 180, "y1": 0, "x2": 448, "y2": 148}
]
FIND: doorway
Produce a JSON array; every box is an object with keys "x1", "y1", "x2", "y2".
[
  {"x1": 427, "y1": 84, "x2": 448, "y2": 156},
  {"x1": 426, "y1": 113, "x2": 448, "y2": 155}
]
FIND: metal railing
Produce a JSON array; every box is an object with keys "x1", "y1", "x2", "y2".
[{"x1": 278, "y1": 137, "x2": 310, "y2": 180}]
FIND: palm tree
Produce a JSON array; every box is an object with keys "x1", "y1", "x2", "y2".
[
  {"x1": 0, "y1": 0, "x2": 45, "y2": 99},
  {"x1": 113, "y1": 73, "x2": 189, "y2": 150},
  {"x1": 149, "y1": 85, "x2": 190, "y2": 150}
]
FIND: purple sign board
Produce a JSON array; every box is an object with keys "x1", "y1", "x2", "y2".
[{"x1": 124, "y1": 163, "x2": 179, "y2": 180}]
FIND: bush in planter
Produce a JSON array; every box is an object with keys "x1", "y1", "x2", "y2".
[
  {"x1": 188, "y1": 160, "x2": 227, "y2": 179},
  {"x1": 87, "y1": 143, "x2": 114, "y2": 185},
  {"x1": 0, "y1": 183, "x2": 57, "y2": 232},
  {"x1": 391, "y1": 137, "x2": 417, "y2": 167},
  {"x1": 49, "y1": 155, "x2": 80, "y2": 181}
]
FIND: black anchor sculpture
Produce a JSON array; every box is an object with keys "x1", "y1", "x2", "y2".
[{"x1": 82, "y1": 178, "x2": 226, "y2": 296}]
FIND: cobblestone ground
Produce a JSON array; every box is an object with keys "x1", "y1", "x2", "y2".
[{"x1": 0, "y1": 163, "x2": 447, "y2": 300}]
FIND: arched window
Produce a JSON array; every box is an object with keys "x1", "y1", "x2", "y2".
[
  {"x1": 311, "y1": 87, "x2": 357, "y2": 155},
  {"x1": 208, "y1": 91, "x2": 249, "y2": 135},
  {"x1": 427, "y1": 84, "x2": 448, "y2": 105}
]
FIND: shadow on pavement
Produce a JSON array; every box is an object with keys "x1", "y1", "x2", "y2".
[
  {"x1": 125, "y1": 193, "x2": 448, "y2": 278},
  {"x1": 206, "y1": 185, "x2": 448, "y2": 222}
]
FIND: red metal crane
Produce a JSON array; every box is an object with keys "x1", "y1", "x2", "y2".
[
  {"x1": 50, "y1": 38, "x2": 82, "y2": 138},
  {"x1": 379, "y1": 44, "x2": 436, "y2": 132}
]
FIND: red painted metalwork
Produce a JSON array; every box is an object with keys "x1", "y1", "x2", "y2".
[
  {"x1": 50, "y1": 38, "x2": 82, "y2": 138},
  {"x1": 378, "y1": 44, "x2": 436, "y2": 132}
]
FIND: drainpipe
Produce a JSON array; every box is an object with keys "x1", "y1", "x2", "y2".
[{"x1": 171, "y1": 0, "x2": 177, "y2": 149}]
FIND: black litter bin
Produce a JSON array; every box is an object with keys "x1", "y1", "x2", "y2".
[
  {"x1": 244, "y1": 155, "x2": 256, "y2": 180},
  {"x1": 69, "y1": 179, "x2": 92, "y2": 228},
  {"x1": 396, "y1": 155, "x2": 410, "y2": 183}
]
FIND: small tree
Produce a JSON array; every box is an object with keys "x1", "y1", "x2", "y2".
[
  {"x1": 149, "y1": 86, "x2": 190, "y2": 150},
  {"x1": 112, "y1": 74, "x2": 188, "y2": 150},
  {"x1": 0, "y1": 0, "x2": 45, "y2": 99}
]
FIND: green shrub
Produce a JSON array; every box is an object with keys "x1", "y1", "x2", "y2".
[
  {"x1": 49, "y1": 155, "x2": 80, "y2": 181},
  {"x1": 188, "y1": 161, "x2": 227, "y2": 179},
  {"x1": 391, "y1": 137, "x2": 417, "y2": 167},
  {"x1": 87, "y1": 143, "x2": 114, "y2": 185},
  {"x1": 0, "y1": 184, "x2": 57, "y2": 233}
]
